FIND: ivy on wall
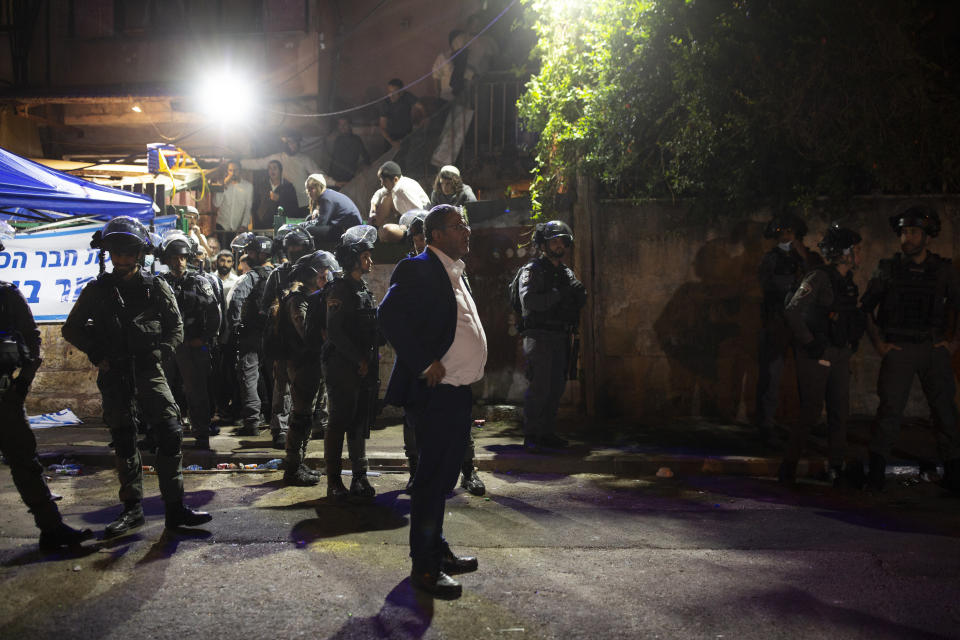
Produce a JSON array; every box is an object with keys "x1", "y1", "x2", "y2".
[{"x1": 518, "y1": 0, "x2": 960, "y2": 219}]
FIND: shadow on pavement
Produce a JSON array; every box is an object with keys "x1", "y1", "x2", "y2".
[
  {"x1": 327, "y1": 578, "x2": 434, "y2": 640},
  {"x1": 289, "y1": 491, "x2": 408, "y2": 542}
]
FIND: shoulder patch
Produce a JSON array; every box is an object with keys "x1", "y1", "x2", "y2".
[{"x1": 793, "y1": 281, "x2": 814, "y2": 300}]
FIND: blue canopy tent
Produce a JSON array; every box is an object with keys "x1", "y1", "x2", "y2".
[{"x1": 0, "y1": 146, "x2": 154, "y2": 224}]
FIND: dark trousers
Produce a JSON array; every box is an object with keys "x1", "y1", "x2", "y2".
[
  {"x1": 270, "y1": 358, "x2": 291, "y2": 435},
  {"x1": 97, "y1": 359, "x2": 183, "y2": 506},
  {"x1": 784, "y1": 346, "x2": 851, "y2": 467},
  {"x1": 322, "y1": 356, "x2": 376, "y2": 468},
  {"x1": 407, "y1": 383, "x2": 473, "y2": 573},
  {"x1": 755, "y1": 318, "x2": 792, "y2": 429},
  {"x1": 287, "y1": 360, "x2": 323, "y2": 434},
  {"x1": 873, "y1": 341, "x2": 960, "y2": 461},
  {"x1": 238, "y1": 350, "x2": 261, "y2": 428},
  {"x1": 162, "y1": 344, "x2": 212, "y2": 437},
  {"x1": 522, "y1": 329, "x2": 569, "y2": 438},
  {"x1": 403, "y1": 413, "x2": 476, "y2": 471},
  {"x1": 0, "y1": 390, "x2": 61, "y2": 531}
]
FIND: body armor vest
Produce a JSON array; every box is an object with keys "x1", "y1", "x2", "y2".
[
  {"x1": 805, "y1": 266, "x2": 864, "y2": 348},
  {"x1": 879, "y1": 253, "x2": 950, "y2": 337},
  {"x1": 763, "y1": 248, "x2": 803, "y2": 316},
  {"x1": 162, "y1": 272, "x2": 209, "y2": 341}
]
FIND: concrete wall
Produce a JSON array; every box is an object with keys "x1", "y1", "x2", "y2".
[{"x1": 584, "y1": 195, "x2": 960, "y2": 423}]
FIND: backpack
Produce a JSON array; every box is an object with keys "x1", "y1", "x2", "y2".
[{"x1": 509, "y1": 262, "x2": 535, "y2": 331}]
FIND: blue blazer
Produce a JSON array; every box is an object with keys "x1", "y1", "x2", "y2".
[{"x1": 378, "y1": 249, "x2": 457, "y2": 407}]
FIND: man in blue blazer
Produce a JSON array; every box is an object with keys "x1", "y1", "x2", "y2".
[{"x1": 378, "y1": 204, "x2": 486, "y2": 599}]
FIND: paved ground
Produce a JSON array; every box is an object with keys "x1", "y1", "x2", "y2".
[{"x1": 1, "y1": 463, "x2": 959, "y2": 639}]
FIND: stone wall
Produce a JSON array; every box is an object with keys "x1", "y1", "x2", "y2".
[{"x1": 582, "y1": 195, "x2": 960, "y2": 422}]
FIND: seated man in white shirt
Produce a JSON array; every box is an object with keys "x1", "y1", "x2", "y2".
[{"x1": 369, "y1": 161, "x2": 430, "y2": 242}]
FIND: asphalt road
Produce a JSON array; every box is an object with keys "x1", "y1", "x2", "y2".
[{"x1": 1, "y1": 467, "x2": 959, "y2": 639}]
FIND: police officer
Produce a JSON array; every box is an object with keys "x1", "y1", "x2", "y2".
[
  {"x1": 159, "y1": 231, "x2": 221, "y2": 449},
  {"x1": 278, "y1": 250, "x2": 340, "y2": 485},
  {"x1": 226, "y1": 232, "x2": 274, "y2": 436},
  {"x1": 517, "y1": 220, "x2": 587, "y2": 450},
  {"x1": 779, "y1": 226, "x2": 865, "y2": 487},
  {"x1": 324, "y1": 225, "x2": 381, "y2": 501},
  {"x1": 394, "y1": 210, "x2": 485, "y2": 495},
  {"x1": 62, "y1": 217, "x2": 211, "y2": 536},
  {"x1": 756, "y1": 214, "x2": 823, "y2": 440},
  {"x1": 260, "y1": 225, "x2": 315, "y2": 448},
  {"x1": 860, "y1": 206, "x2": 960, "y2": 493},
  {"x1": 0, "y1": 235, "x2": 93, "y2": 550}
]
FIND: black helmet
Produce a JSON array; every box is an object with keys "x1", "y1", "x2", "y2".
[
  {"x1": 533, "y1": 220, "x2": 573, "y2": 247},
  {"x1": 399, "y1": 210, "x2": 429, "y2": 238},
  {"x1": 763, "y1": 214, "x2": 808, "y2": 240},
  {"x1": 889, "y1": 205, "x2": 941, "y2": 238},
  {"x1": 334, "y1": 225, "x2": 377, "y2": 271},
  {"x1": 818, "y1": 225, "x2": 862, "y2": 263},
  {"x1": 96, "y1": 216, "x2": 150, "y2": 253},
  {"x1": 230, "y1": 231, "x2": 271, "y2": 255},
  {"x1": 281, "y1": 226, "x2": 314, "y2": 254},
  {"x1": 291, "y1": 250, "x2": 341, "y2": 283},
  {"x1": 160, "y1": 230, "x2": 192, "y2": 259}
]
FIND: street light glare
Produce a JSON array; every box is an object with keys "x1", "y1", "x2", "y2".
[{"x1": 198, "y1": 72, "x2": 254, "y2": 123}]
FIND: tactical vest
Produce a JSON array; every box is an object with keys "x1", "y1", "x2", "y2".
[
  {"x1": 878, "y1": 253, "x2": 950, "y2": 339},
  {"x1": 521, "y1": 258, "x2": 580, "y2": 331},
  {"x1": 0, "y1": 283, "x2": 31, "y2": 374},
  {"x1": 762, "y1": 248, "x2": 803, "y2": 316},
  {"x1": 804, "y1": 265, "x2": 865, "y2": 348},
  {"x1": 239, "y1": 265, "x2": 273, "y2": 334},
  {"x1": 163, "y1": 272, "x2": 211, "y2": 341},
  {"x1": 94, "y1": 270, "x2": 167, "y2": 356},
  {"x1": 322, "y1": 278, "x2": 378, "y2": 362}
]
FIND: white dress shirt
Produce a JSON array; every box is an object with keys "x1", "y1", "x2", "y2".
[
  {"x1": 213, "y1": 180, "x2": 253, "y2": 231},
  {"x1": 428, "y1": 245, "x2": 487, "y2": 386},
  {"x1": 369, "y1": 176, "x2": 431, "y2": 224}
]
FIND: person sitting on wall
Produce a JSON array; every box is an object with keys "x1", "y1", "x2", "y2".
[
  {"x1": 429, "y1": 165, "x2": 477, "y2": 208},
  {"x1": 369, "y1": 161, "x2": 430, "y2": 242},
  {"x1": 303, "y1": 173, "x2": 364, "y2": 246}
]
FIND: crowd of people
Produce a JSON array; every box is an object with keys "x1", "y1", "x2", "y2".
[{"x1": 0, "y1": 190, "x2": 586, "y2": 599}]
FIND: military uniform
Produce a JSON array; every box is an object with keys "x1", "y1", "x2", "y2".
[
  {"x1": 518, "y1": 256, "x2": 587, "y2": 445},
  {"x1": 278, "y1": 282, "x2": 327, "y2": 484},
  {"x1": 227, "y1": 263, "x2": 274, "y2": 434},
  {"x1": 160, "y1": 269, "x2": 220, "y2": 441},
  {"x1": 0, "y1": 282, "x2": 92, "y2": 548},
  {"x1": 323, "y1": 275, "x2": 379, "y2": 498},
  {"x1": 756, "y1": 246, "x2": 822, "y2": 433},
  {"x1": 860, "y1": 252, "x2": 960, "y2": 470},
  {"x1": 260, "y1": 263, "x2": 294, "y2": 441},
  {"x1": 783, "y1": 265, "x2": 864, "y2": 473},
  {"x1": 62, "y1": 269, "x2": 186, "y2": 510}
]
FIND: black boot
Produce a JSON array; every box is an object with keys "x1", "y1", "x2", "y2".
[
  {"x1": 39, "y1": 523, "x2": 94, "y2": 551},
  {"x1": 105, "y1": 503, "x2": 145, "y2": 537},
  {"x1": 867, "y1": 452, "x2": 886, "y2": 492},
  {"x1": 283, "y1": 427, "x2": 318, "y2": 486},
  {"x1": 777, "y1": 460, "x2": 797, "y2": 487},
  {"x1": 460, "y1": 465, "x2": 486, "y2": 496},
  {"x1": 165, "y1": 502, "x2": 213, "y2": 529},
  {"x1": 327, "y1": 474, "x2": 349, "y2": 501},
  {"x1": 349, "y1": 458, "x2": 376, "y2": 502}
]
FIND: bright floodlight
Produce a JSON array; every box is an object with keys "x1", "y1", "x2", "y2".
[{"x1": 198, "y1": 71, "x2": 254, "y2": 123}]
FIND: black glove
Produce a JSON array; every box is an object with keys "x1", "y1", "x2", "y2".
[{"x1": 803, "y1": 340, "x2": 827, "y2": 359}]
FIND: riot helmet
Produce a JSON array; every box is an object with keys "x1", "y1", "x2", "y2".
[
  {"x1": 763, "y1": 213, "x2": 808, "y2": 240},
  {"x1": 230, "y1": 231, "x2": 272, "y2": 255},
  {"x1": 281, "y1": 225, "x2": 314, "y2": 256},
  {"x1": 334, "y1": 225, "x2": 377, "y2": 272},
  {"x1": 95, "y1": 216, "x2": 151, "y2": 254},
  {"x1": 817, "y1": 225, "x2": 862, "y2": 263},
  {"x1": 889, "y1": 206, "x2": 940, "y2": 238},
  {"x1": 399, "y1": 210, "x2": 429, "y2": 239},
  {"x1": 533, "y1": 220, "x2": 573, "y2": 247},
  {"x1": 291, "y1": 250, "x2": 341, "y2": 285},
  {"x1": 160, "y1": 230, "x2": 192, "y2": 259}
]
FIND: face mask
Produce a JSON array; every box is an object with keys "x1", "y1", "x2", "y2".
[
  {"x1": 778, "y1": 241, "x2": 792, "y2": 252},
  {"x1": 326, "y1": 270, "x2": 335, "y2": 283},
  {"x1": 143, "y1": 255, "x2": 155, "y2": 269}
]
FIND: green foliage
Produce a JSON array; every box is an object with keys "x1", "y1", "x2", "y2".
[{"x1": 518, "y1": 0, "x2": 960, "y2": 218}]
